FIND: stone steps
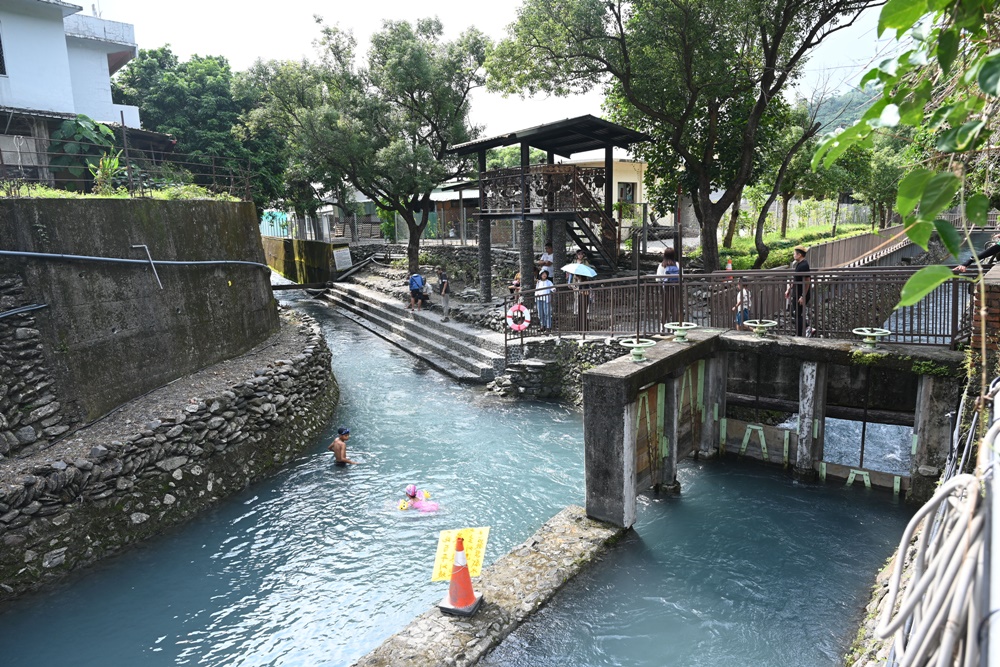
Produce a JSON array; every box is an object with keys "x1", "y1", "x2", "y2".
[{"x1": 322, "y1": 283, "x2": 507, "y2": 384}]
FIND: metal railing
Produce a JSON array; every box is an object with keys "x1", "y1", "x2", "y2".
[
  {"x1": 0, "y1": 135, "x2": 252, "y2": 200},
  {"x1": 806, "y1": 224, "x2": 907, "y2": 267},
  {"x1": 504, "y1": 266, "x2": 974, "y2": 349}
]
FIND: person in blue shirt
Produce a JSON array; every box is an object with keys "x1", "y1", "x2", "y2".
[{"x1": 408, "y1": 272, "x2": 425, "y2": 312}]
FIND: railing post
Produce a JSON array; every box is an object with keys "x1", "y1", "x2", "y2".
[{"x1": 120, "y1": 110, "x2": 135, "y2": 195}]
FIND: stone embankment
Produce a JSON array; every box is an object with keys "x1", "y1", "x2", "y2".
[
  {"x1": 353, "y1": 505, "x2": 626, "y2": 667},
  {"x1": 487, "y1": 337, "x2": 630, "y2": 404},
  {"x1": 0, "y1": 310, "x2": 338, "y2": 601},
  {"x1": 845, "y1": 533, "x2": 919, "y2": 666},
  {"x1": 1, "y1": 275, "x2": 74, "y2": 456}
]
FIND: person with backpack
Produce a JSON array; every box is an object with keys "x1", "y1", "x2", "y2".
[
  {"x1": 408, "y1": 271, "x2": 426, "y2": 312},
  {"x1": 733, "y1": 276, "x2": 751, "y2": 330}
]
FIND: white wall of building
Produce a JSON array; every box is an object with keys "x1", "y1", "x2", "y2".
[
  {"x1": 0, "y1": 3, "x2": 140, "y2": 128},
  {"x1": 0, "y1": 4, "x2": 76, "y2": 114}
]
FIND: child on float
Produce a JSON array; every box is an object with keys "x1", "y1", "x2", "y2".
[{"x1": 398, "y1": 484, "x2": 439, "y2": 512}]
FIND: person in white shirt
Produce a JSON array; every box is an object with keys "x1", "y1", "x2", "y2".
[
  {"x1": 733, "y1": 276, "x2": 751, "y2": 330},
  {"x1": 536, "y1": 242, "x2": 554, "y2": 279},
  {"x1": 535, "y1": 270, "x2": 554, "y2": 331}
]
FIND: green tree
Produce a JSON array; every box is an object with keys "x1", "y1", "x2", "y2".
[
  {"x1": 113, "y1": 46, "x2": 287, "y2": 211},
  {"x1": 486, "y1": 145, "x2": 546, "y2": 170},
  {"x1": 488, "y1": 0, "x2": 882, "y2": 271},
  {"x1": 814, "y1": 0, "x2": 999, "y2": 399},
  {"x1": 248, "y1": 18, "x2": 490, "y2": 273}
]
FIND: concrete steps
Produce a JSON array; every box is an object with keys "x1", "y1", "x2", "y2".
[{"x1": 322, "y1": 282, "x2": 507, "y2": 384}]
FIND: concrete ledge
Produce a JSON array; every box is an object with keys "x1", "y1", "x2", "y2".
[{"x1": 352, "y1": 505, "x2": 626, "y2": 667}]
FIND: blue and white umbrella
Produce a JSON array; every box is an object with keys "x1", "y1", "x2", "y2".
[{"x1": 560, "y1": 262, "x2": 597, "y2": 278}]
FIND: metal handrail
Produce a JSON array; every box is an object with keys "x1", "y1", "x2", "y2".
[{"x1": 502, "y1": 266, "x2": 974, "y2": 349}]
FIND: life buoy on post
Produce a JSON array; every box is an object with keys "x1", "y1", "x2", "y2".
[{"x1": 505, "y1": 304, "x2": 531, "y2": 331}]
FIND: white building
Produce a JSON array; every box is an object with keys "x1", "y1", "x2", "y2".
[{"x1": 0, "y1": 0, "x2": 139, "y2": 126}]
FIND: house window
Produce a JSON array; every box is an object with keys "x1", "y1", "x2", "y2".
[
  {"x1": 618, "y1": 182, "x2": 636, "y2": 203},
  {"x1": 0, "y1": 29, "x2": 6, "y2": 76}
]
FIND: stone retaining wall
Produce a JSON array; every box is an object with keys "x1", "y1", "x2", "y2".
[
  {"x1": 845, "y1": 534, "x2": 918, "y2": 666},
  {"x1": 487, "y1": 337, "x2": 629, "y2": 404},
  {"x1": 0, "y1": 313, "x2": 338, "y2": 602},
  {"x1": 1, "y1": 275, "x2": 74, "y2": 457},
  {"x1": 352, "y1": 505, "x2": 626, "y2": 667}
]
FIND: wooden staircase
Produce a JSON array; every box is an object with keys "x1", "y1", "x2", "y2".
[{"x1": 568, "y1": 174, "x2": 618, "y2": 272}]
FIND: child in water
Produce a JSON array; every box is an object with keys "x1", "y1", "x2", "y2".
[{"x1": 398, "y1": 484, "x2": 439, "y2": 512}]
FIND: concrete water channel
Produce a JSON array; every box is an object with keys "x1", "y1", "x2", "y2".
[{"x1": 0, "y1": 292, "x2": 914, "y2": 666}]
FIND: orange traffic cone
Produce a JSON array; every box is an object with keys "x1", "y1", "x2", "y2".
[{"x1": 438, "y1": 536, "x2": 483, "y2": 617}]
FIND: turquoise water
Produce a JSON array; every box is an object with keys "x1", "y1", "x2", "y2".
[{"x1": 0, "y1": 295, "x2": 912, "y2": 666}]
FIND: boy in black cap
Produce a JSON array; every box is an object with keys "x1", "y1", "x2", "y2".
[{"x1": 328, "y1": 427, "x2": 358, "y2": 466}]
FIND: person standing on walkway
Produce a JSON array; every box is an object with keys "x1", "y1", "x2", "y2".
[
  {"x1": 733, "y1": 276, "x2": 751, "y2": 330},
  {"x1": 536, "y1": 242, "x2": 554, "y2": 279},
  {"x1": 535, "y1": 269, "x2": 554, "y2": 331},
  {"x1": 657, "y1": 248, "x2": 680, "y2": 328},
  {"x1": 328, "y1": 427, "x2": 358, "y2": 466},
  {"x1": 408, "y1": 271, "x2": 425, "y2": 312},
  {"x1": 784, "y1": 246, "x2": 811, "y2": 336},
  {"x1": 435, "y1": 265, "x2": 450, "y2": 322}
]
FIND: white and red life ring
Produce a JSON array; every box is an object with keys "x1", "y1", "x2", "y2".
[{"x1": 505, "y1": 304, "x2": 531, "y2": 331}]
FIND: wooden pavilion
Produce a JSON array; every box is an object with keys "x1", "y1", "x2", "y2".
[{"x1": 449, "y1": 115, "x2": 648, "y2": 301}]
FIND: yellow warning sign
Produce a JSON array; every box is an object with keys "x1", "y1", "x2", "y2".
[{"x1": 431, "y1": 527, "x2": 490, "y2": 581}]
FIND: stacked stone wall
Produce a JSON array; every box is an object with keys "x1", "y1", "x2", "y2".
[
  {"x1": 0, "y1": 314, "x2": 337, "y2": 601},
  {"x1": 487, "y1": 337, "x2": 628, "y2": 404},
  {"x1": 0, "y1": 275, "x2": 75, "y2": 457}
]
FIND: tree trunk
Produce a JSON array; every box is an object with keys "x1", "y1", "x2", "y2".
[
  {"x1": 832, "y1": 195, "x2": 841, "y2": 237},
  {"x1": 723, "y1": 191, "x2": 742, "y2": 248},
  {"x1": 752, "y1": 207, "x2": 770, "y2": 269},
  {"x1": 699, "y1": 215, "x2": 722, "y2": 273},
  {"x1": 781, "y1": 194, "x2": 790, "y2": 238},
  {"x1": 402, "y1": 210, "x2": 423, "y2": 275}
]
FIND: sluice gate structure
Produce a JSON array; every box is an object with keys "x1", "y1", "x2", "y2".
[{"x1": 582, "y1": 330, "x2": 964, "y2": 528}]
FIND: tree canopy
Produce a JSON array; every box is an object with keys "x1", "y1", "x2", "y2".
[
  {"x1": 112, "y1": 46, "x2": 287, "y2": 212},
  {"x1": 488, "y1": 0, "x2": 883, "y2": 271},
  {"x1": 246, "y1": 18, "x2": 491, "y2": 272}
]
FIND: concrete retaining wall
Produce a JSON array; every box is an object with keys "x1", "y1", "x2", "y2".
[
  {"x1": 0, "y1": 199, "x2": 279, "y2": 425},
  {"x1": 352, "y1": 505, "x2": 625, "y2": 667},
  {"x1": 0, "y1": 313, "x2": 337, "y2": 601},
  {"x1": 261, "y1": 235, "x2": 340, "y2": 284}
]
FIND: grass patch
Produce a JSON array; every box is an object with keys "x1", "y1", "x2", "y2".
[
  {"x1": 692, "y1": 224, "x2": 870, "y2": 269},
  {"x1": 0, "y1": 182, "x2": 239, "y2": 202}
]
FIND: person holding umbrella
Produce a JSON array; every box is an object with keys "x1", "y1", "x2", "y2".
[{"x1": 562, "y1": 249, "x2": 597, "y2": 317}]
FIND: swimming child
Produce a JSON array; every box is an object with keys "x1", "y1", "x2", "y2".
[{"x1": 398, "y1": 484, "x2": 439, "y2": 512}]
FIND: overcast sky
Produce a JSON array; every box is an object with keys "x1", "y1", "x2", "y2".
[{"x1": 91, "y1": 0, "x2": 894, "y2": 140}]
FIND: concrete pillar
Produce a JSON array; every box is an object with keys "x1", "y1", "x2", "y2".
[
  {"x1": 478, "y1": 150, "x2": 491, "y2": 302},
  {"x1": 551, "y1": 219, "x2": 567, "y2": 285},
  {"x1": 661, "y1": 374, "x2": 681, "y2": 493},
  {"x1": 795, "y1": 361, "x2": 827, "y2": 481},
  {"x1": 911, "y1": 375, "x2": 959, "y2": 502},
  {"x1": 519, "y1": 219, "x2": 535, "y2": 291},
  {"x1": 583, "y1": 379, "x2": 636, "y2": 528},
  {"x1": 699, "y1": 352, "x2": 728, "y2": 458}
]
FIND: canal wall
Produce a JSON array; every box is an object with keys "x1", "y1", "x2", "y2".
[
  {"x1": 352, "y1": 505, "x2": 626, "y2": 667},
  {"x1": 0, "y1": 311, "x2": 337, "y2": 602},
  {"x1": 261, "y1": 235, "x2": 350, "y2": 284},
  {"x1": 0, "y1": 199, "x2": 279, "y2": 442}
]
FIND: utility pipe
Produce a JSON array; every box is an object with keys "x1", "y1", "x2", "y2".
[{"x1": 0, "y1": 249, "x2": 269, "y2": 269}]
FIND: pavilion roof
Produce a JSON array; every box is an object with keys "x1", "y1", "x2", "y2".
[{"x1": 449, "y1": 114, "x2": 648, "y2": 159}]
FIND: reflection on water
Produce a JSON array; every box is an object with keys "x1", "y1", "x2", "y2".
[{"x1": 0, "y1": 293, "x2": 911, "y2": 667}]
